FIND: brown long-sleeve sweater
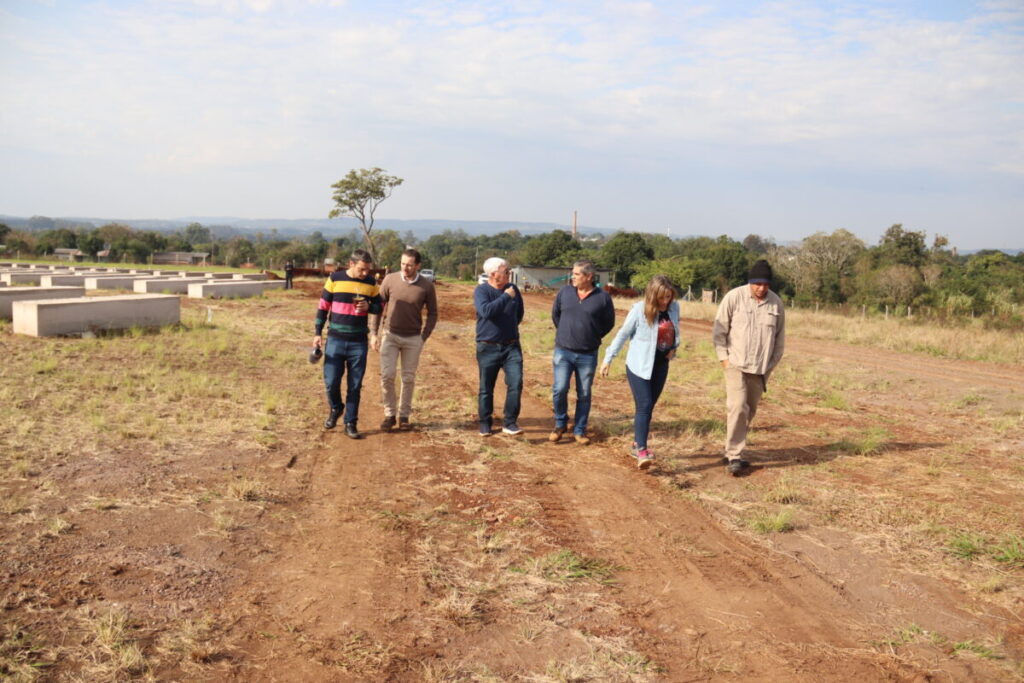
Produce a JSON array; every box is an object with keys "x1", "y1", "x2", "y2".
[{"x1": 377, "y1": 272, "x2": 438, "y2": 340}]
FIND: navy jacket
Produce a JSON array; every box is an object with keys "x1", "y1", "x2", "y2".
[
  {"x1": 474, "y1": 283, "x2": 524, "y2": 342},
  {"x1": 551, "y1": 285, "x2": 616, "y2": 353}
]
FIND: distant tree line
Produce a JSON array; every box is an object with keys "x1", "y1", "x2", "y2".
[{"x1": 3, "y1": 219, "x2": 1022, "y2": 320}]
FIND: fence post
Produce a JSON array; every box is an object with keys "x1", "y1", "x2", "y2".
[
  {"x1": 861, "y1": 305, "x2": 866, "y2": 318},
  {"x1": 885, "y1": 304, "x2": 889, "y2": 319},
  {"x1": 815, "y1": 302, "x2": 819, "y2": 313},
  {"x1": 907, "y1": 306, "x2": 912, "y2": 317}
]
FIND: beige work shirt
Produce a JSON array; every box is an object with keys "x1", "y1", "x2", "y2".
[{"x1": 712, "y1": 285, "x2": 785, "y2": 376}]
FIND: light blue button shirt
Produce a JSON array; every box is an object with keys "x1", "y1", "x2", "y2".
[{"x1": 603, "y1": 300, "x2": 680, "y2": 380}]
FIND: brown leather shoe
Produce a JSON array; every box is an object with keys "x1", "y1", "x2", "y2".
[
  {"x1": 574, "y1": 434, "x2": 591, "y2": 446},
  {"x1": 549, "y1": 427, "x2": 565, "y2": 443},
  {"x1": 380, "y1": 415, "x2": 396, "y2": 431}
]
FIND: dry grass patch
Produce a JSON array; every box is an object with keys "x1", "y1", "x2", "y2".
[
  {"x1": 226, "y1": 477, "x2": 271, "y2": 503},
  {"x1": 0, "y1": 624, "x2": 55, "y2": 682},
  {"x1": 157, "y1": 617, "x2": 221, "y2": 667},
  {"x1": 676, "y1": 300, "x2": 1024, "y2": 364},
  {"x1": 78, "y1": 608, "x2": 149, "y2": 679}
]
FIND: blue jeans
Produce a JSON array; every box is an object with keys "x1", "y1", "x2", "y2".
[
  {"x1": 626, "y1": 358, "x2": 669, "y2": 449},
  {"x1": 476, "y1": 341, "x2": 523, "y2": 429},
  {"x1": 323, "y1": 337, "x2": 368, "y2": 425},
  {"x1": 551, "y1": 347, "x2": 598, "y2": 435}
]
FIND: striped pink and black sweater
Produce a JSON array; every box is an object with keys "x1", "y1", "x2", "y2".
[{"x1": 314, "y1": 270, "x2": 382, "y2": 341}]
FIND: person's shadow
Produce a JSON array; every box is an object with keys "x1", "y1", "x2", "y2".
[{"x1": 658, "y1": 438, "x2": 945, "y2": 476}]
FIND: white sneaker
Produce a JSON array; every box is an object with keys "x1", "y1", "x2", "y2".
[{"x1": 502, "y1": 424, "x2": 523, "y2": 436}]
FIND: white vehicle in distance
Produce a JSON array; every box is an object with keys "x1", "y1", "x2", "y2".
[
  {"x1": 420, "y1": 268, "x2": 435, "y2": 281},
  {"x1": 477, "y1": 273, "x2": 488, "y2": 285}
]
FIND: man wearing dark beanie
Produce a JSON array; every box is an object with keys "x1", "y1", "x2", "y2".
[{"x1": 711, "y1": 259, "x2": 786, "y2": 476}]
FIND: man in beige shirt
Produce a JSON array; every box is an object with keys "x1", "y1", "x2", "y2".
[
  {"x1": 373, "y1": 248, "x2": 438, "y2": 431},
  {"x1": 712, "y1": 259, "x2": 786, "y2": 476}
]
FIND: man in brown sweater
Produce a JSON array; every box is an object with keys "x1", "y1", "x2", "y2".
[{"x1": 372, "y1": 248, "x2": 439, "y2": 430}]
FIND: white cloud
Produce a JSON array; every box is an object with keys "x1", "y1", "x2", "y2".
[{"x1": 0, "y1": 0, "x2": 1021, "y2": 244}]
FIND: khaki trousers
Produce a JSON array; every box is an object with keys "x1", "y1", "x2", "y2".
[
  {"x1": 724, "y1": 367, "x2": 764, "y2": 460},
  {"x1": 379, "y1": 332, "x2": 425, "y2": 418}
]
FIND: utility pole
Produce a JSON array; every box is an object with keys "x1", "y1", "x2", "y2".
[{"x1": 572, "y1": 210, "x2": 578, "y2": 240}]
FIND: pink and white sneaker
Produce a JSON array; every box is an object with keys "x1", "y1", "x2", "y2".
[{"x1": 635, "y1": 448, "x2": 654, "y2": 470}]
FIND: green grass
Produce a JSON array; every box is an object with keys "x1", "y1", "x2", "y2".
[
  {"x1": 952, "y1": 640, "x2": 1001, "y2": 659},
  {"x1": 990, "y1": 534, "x2": 1024, "y2": 568},
  {"x1": 945, "y1": 532, "x2": 989, "y2": 559},
  {"x1": 819, "y1": 390, "x2": 849, "y2": 411},
  {"x1": 763, "y1": 476, "x2": 803, "y2": 505},
  {"x1": 954, "y1": 392, "x2": 985, "y2": 408},
  {"x1": 528, "y1": 549, "x2": 619, "y2": 585},
  {"x1": 746, "y1": 509, "x2": 795, "y2": 533},
  {"x1": 944, "y1": 531, "x2": 1024, "y2": 567},
  {"x1": 829, "y1": 427, "x2": 890, "y2": 456}
]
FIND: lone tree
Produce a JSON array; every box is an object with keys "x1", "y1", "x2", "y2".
[{"x1": 329, "y1": 167, "x2": 404, "y2": 261}]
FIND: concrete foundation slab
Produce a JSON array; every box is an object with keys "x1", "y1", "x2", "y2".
[
  {"x1": 2, "y1": 272, "x2": 44, "y2": 285},
  {"x1": 12, "y1": 294, "x2": 180, "y2": 337},
  {"x1": 1, "y1": 286, "x2": 86, "y2": 319},
  {"x1": 187, "y1": 280, "x2": 285, "y2": 299},
  {"x1": 133, "y1": 277, "x2": 214, "y2": 294},
  {"x1": 83, "y1": 276, "x2": 169, "y2": 290},
  {"x1": 39, "y1": 274, "x2": 128, "y2": 287},
  {"x1": 232, "y1": 273, "x2": 268, "y2": 281}
]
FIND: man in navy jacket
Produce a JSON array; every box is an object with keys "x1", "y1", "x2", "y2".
[
  {"x1": 474, "y1": 257, "x2": 525, "y2": 436},
  {"x1": 550, "y1": 260, "x2": 616, "y2": 445}
]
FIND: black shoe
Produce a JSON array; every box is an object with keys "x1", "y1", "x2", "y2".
[
  {"x1": 727, "y1": 459, "x2": 750, "y2": 476},
  {"x1": 345, "y1": 423, "x2": 362, "y2": 440},
  {"x1": 398, "y1": 417, "x2": 411, "y2": 430},
  {"x1": 324, "y1": 409, "x2": 341, "y2": 430},
  {"x1": 380, "y1": 416, "x2": 397, "y2": 431}
]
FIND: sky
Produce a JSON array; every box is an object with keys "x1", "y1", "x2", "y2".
[{"x1": 1, "y1": 0, "x2": 1022, "y2": 250}]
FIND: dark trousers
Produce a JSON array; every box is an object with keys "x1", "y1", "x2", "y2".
[
  {"x1": 476, "y1": 341, "x2": 523, "y2": 430},
  {"x1": 625, "y1": 358, "x2": 669, "y2": 449},
  {"x1": 323, "y1": 337, "x2": 368, "y2": 425}
]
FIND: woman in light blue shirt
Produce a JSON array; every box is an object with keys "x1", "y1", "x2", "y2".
[{"x1": 600, "y1": 275, "x2": 680, "y2": 469}]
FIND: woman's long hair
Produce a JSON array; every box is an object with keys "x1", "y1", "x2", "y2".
[{"x1": 643, "y1": 275, "x2": 677, "y2": 325}]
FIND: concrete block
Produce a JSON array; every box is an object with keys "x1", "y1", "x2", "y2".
[
  {"x1": 39, "y1": 274, "x2": 127, "y2": 287},
  {"x1": 1, "y1": 286, "x2": 86, "y2": 319},
  {"x1": 12, "y1": 294, "x2": 180, "y2": 337},
  {"x1": 83, "y1": 276, "x2": 165, "y2": 290},
  {"x1": 232, "y1": 273, "x2": 268, "y2": 281},
  {"x1": 187, "y1": 280, "x2": 285, "y2": 299},
  {"x1": 133, "y1": 277, "x2": 214, "y2": 294},
  {"x1": 2, "y1": 272, "x2": 44, "y2": 285}
]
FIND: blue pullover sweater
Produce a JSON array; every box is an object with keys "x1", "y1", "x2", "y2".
[
  {"x1": 551, "y1": 285, "x2": 616, "y2": 353},
  {"x1": 474, "y1": 283, "x2": 524, "y2": 342}
]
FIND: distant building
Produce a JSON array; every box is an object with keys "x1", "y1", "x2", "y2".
[
  {"x1": 510, "y1": 265, "x2": 615, "y2": 289},
  {"x1": 152, "y1": 251, "x2": 210, "y2": 265},
  {"x1": 54, "y1": 248, "x2": 86, "y2": 262}
]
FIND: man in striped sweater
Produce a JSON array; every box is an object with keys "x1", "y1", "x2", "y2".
[{"x1": 313, "y1": 249, "x2": 382, "y2": 438}]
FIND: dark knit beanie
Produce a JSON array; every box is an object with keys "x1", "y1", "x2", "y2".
[{"x1": 748, "y1": 260, "x2": 772, "y2": 284}]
